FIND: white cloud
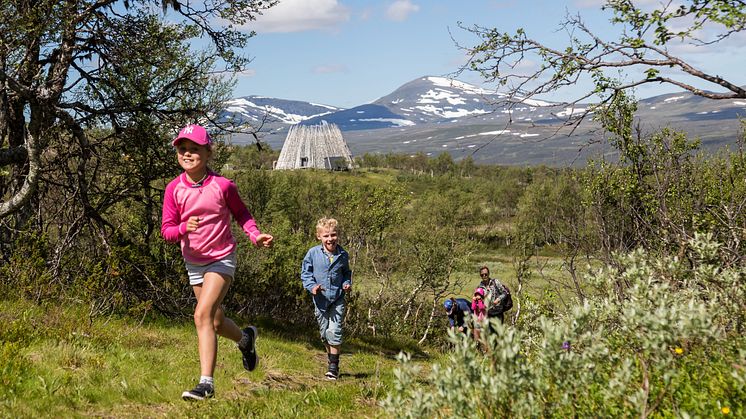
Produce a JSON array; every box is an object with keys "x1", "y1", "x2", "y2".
[
  {"x1": 359, "y1": 7, "x2": 374, "y2": 21},
  {"x1": 251, "y1": 0, "x2": 350, "y2": 33},
  {"x1": 236, "y1": 69, "x2": 257, "y2": 78},
  {"x1": 385, "y1": 0, "x2": 420, "y2": 22}
]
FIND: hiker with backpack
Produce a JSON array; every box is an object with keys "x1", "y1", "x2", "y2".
[{"x1": 477, "y1": 265, "x2": 513, "y2": 326}]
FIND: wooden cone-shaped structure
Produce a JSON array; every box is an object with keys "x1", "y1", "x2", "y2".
[{"x1": 274, "y1": 123, "x2": 353, "y2": 170}]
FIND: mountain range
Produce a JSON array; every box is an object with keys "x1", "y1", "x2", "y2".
[{"x1": 220, "y1": 76, "x2": 746, "y2": 166}]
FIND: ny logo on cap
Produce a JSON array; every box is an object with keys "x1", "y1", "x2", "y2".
[{"x1": 183, "y1": 125, "x2": 194, "y2": 134}]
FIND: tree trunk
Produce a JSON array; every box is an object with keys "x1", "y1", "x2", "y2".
[{"x1": 418, "y1": 298, "x2": 438, "y2": 345}]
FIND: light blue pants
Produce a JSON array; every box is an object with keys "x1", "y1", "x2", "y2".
[{"x1": 314, "y1": 298, "x2": 346, "y2": 346}]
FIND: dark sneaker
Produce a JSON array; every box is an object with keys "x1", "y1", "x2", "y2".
[
  {"x1": 181, "y1": 382, "x2": 214, "y2": 401},
  {"x1": 238, "y1": 326, "x2": 259, "y2": 372},
  {"x1": 325, "y1": 363, "x2": 339, "y2": 380}
]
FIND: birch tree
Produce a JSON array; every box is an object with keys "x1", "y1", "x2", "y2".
[{"x1": 460, "y1": 0, "x2": 746, "y2": 126}]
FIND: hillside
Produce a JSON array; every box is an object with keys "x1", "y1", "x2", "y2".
[
  {"x1": 221, "y1": 76, "x2": 746, "y2": 166},
  {"x1": 3, "y1": 155, "x2": 745, "y2": 417},
  {"x1": 0, "y1": 298, "x2": 420, "y2": 417}
]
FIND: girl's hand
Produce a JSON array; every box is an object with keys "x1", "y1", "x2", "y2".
[
  {"x1": 342, "y1": 283, "x2": 351, "y2": 292},
  {"x1": 186, "y1": 216, "x2": 200, "y2": 232},
  {"x1": 311, "y1": 284, "x2": 323, "y2": 295},
  {"x1": 256, "y1": 234, "x2": 274, "y2": 248}
]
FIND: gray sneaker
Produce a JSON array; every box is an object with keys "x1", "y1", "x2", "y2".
[
  {"x1": 238, "y1": 326, "x2": 259, "y2": 372},
  {"x1": 182, "y1": 382, "x2": 214, "y2": 401}
]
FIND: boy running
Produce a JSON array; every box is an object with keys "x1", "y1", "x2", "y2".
[{"x1": 301, "y1": 218, "x2": 352, "y2": 380}]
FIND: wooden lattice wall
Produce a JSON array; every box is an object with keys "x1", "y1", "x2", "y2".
[{"x1": 274, "y1": 123, "x2": 354, "y2": 170}]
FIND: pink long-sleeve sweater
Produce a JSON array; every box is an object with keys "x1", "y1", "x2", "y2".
[
  {"x1": 472, "y1": 299, "x2": 487, "y2": 321},
  {"x1": 161, "y1": 172, "x2": 261, "y2": 264}
]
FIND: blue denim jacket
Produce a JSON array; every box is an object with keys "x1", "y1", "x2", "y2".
[{"x1": 301, "y1": 244, "x2": 352, "y2": 313}]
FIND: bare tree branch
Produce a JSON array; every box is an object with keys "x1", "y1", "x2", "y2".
[{"x1": 457, "y1": 0, "x2": 746, "y2": 129}]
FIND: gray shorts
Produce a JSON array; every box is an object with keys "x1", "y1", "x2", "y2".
[{"x1": 184, "y1": 251, "x2": 236, "y2": 285}]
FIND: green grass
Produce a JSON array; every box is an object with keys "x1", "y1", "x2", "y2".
[{"x1": 0, "y1": 298, "x2": 425, "y2": 418}]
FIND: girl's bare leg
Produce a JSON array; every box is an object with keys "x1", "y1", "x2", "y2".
[{"x1": 192, "y1": 272, "x2": 242, "y2": 377}]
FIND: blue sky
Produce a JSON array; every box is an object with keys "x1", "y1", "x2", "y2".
[{"x1": 232, "y1": 0, "x2": 746, "y2": 108}]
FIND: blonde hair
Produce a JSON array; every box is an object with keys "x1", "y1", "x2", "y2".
[{"x1": 316, "y1": 217, "x2": 339, "y2": 234}]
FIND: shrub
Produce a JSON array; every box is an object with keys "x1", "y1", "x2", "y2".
[
  {"x1": 383, "y1": 234, "x2": 746, "y2": 417},
  {"x1": 0, "y1": 231, "x2": 53, "y2": 301}
]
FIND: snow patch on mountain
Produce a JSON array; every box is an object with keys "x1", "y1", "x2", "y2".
[
  {"x1": 516, "y1": 97, "x2": 553, "y2": 107},
  {"x1": 309, "y1": 102, "x2": 340, "y2": 110},
  {"x1": 414, "y1": 104, "x2": 490, "y2": 119},
  {"x1": 222, "y1": 97, "x2": 339, "y2": 125},
  {"x1": 353, "y1": 118, "x2": 415, "y2": 127},
  {"x1": 427, "y1": 76, "x2": 492, "y2": 95},
  {"x1": 557, "y1": 107, "x2": 587, "y2": 117},
  {"x1": 418, "y1": 89, "x2": 468, "y2": 105},
  {"x1": 479, "y1": 130, "x2": 510, "y2": 136},
  {"x1": 426, "y1": 76, "x2": 553, "y2": 107},
  {"x1": 226, "y1": 99, "x2": 308, "y2": 124}
]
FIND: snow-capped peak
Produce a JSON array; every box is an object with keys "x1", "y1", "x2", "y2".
[
  {"x1": 221, "y1": 96, "x2": 342, "y2": 126},
  {"x1": 426, "y1": 76, "x2": 492, "y2": 95}
]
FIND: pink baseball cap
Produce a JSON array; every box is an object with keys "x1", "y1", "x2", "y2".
[{"x1": 172, "y1": 124, "x2": 212, "y2": 147}]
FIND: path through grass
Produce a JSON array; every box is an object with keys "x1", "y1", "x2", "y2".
[{"x1": 0, "y1": 299, "x2": 426, "y2": 417}]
